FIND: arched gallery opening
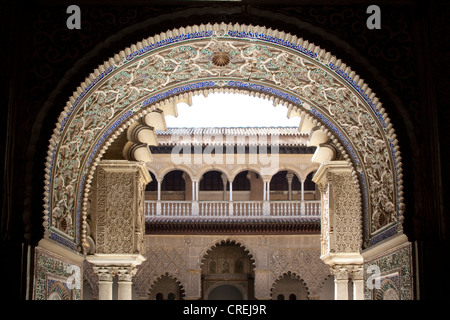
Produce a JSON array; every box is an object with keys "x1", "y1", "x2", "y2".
[
  {"x1": 5, "y1": 2, "x2": 446, "y2": 302},
  {"x1": 33, "y1": 22, "x2": 411, "y2": 301}
]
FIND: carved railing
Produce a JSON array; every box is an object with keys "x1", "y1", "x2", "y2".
[
  {"x1": 199, "y1": 201, "x2": 229, "y2": 217},
  {"x1": 145, "y1": 200, "x2": 320, "y2": 218},
  {"x1": 233, "y1": 201, "x2": 263, "y2": 217}
]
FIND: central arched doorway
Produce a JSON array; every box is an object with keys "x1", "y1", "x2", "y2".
[
  {"x1": 208, "y1": 284, "x2": 244, "y2": 300},
  {"x1": 201, "y1": 240, "x2": 255, "y2": 300}
]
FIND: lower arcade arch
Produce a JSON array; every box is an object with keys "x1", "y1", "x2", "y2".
[
  {"x1": 271, "y1": 272, "x2": 309, "y2": 300},
  {"x1": 148, "y1": 274, "x2": 185, "y2": 300}
]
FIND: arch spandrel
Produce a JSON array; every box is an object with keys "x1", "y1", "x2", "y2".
[{"x1": 44, "y1": 23, "x2": 404, "y2": 252}]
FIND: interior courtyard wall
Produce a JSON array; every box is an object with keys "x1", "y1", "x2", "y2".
[{"x1": 92, "y1": 234, "x2": 333, "y2": 300}]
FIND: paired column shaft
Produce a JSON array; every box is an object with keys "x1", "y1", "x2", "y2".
[{"x1": 93, "y1": 266, "x2": 137, "y2": 300}]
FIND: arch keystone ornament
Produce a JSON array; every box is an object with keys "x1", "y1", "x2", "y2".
[{"x1": 40, "y1": 23, "x2": 407, "y2": 300}]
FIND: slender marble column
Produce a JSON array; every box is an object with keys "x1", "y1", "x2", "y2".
[
  {"x1": 300, "y1": 180, "x2": 304, "y2": 202},
  {"x1": 229, "y1": 181, "x2": 233, "y2": 202},
  {"x1": 221, "y1": 174, "x2": 227, "y2": 201},
  {"x1": 300, "y1": 180, "x2": 305, "y2": 215},
  {"x1": 331, "y1": 266, "x2": 349, "y2": 300},
  {"x1": 117, "y1": 267, "x2": 136, "y2": 300},
  {"x1": 262, "y1": 180, "x2": 271, "y2": 216},
  {"x1": 157, "y1": 179, "x2": 162, "y2": 201},
  {"x1": 192, "y1": 180, "x2": 199, "y2": 215},
  {"x1": 94, "y1": 266, "x2": 116, "y2": 300},
  {"x1": 156, "y1": 179, "x2": 162, "y2": 215},
  {"x1": 351, "y1": 266, "x2": 365, "y2": 300},
  {"x1": 263, "y1": 181, "x2": 266, "y2": 201},
  {"x1": 286, "y1": 172, "x2": 294, "y2": 201},
  {"x1": 228, "y1": 181, "x2": 234, "y2": 215}
]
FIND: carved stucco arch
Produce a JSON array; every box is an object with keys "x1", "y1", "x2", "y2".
[
  {"x1": 270, "y1": 271, "x2": 310, "y2": 298},
  {"x1": 197, "y1": 238, "x2": 257, "y2": 270},
  {"x1": 145, "y1": 167, "x2": 158, "y2": 181},
  {"x1": 302, "y1": 165, "x2": 321, "y2": 182},
  {"x1": 317, "y1": 274, "x2": 334, "y2": 296},
  {"x1": 43, "y1": 23, "x2": 404, "y2": 252},
  {"x1": 147, "y1": 272, "x2": 186, "y2": 300},
  {"x1": 271, "y1": 165, "x2": 311, "y2": 184},
  {"x1": 229, "y1": 166, "x2": 264, "y2": 182},
  {"x1": 156, "y1": 166, "x2": 195, "y2": 183},
  {"x1": 195, "y1": 165, "x2": 232, "y2": 183}
]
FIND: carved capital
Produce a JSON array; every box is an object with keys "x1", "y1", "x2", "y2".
[
  {"x1": 117, "y1": 266, "x2": 137, "y2": 282},
  {"x1": 93, "y1": 266, "x2": 117, "y2": 282},
  {"x1": 348, "y1": 265, "x2": 364, "y2": 280},
  {"x1": 330, "y1": 265, "x2": 350, "y2": 281}
]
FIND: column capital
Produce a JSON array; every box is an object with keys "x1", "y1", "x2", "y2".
[
  {"x1": 286, "y1": 172, "x2": 294, "y2": 179},
  {"x1": 93, "y1": 266, "x2": 117, "y2": 282},
  {"x1": 348, "y1": 265, "x2": 364, "y2": 280},
  {"x1": 262, "y1": 177, "x2": 272, "y2": 184},
  {"x1": 330, "y1": 265, "x2": 350, "y2": 281},
  {"x1": 117, "y1": 266, "x2": 138, "y2": 282}
]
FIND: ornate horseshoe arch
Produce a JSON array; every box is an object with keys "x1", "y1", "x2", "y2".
[{"x1": 43, "y1": 23, "x2": 404, "y2": 255}]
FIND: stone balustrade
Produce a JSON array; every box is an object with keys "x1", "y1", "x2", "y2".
[{"x1": 144, "y1": 200, "x2": 321, "y2": 219}]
